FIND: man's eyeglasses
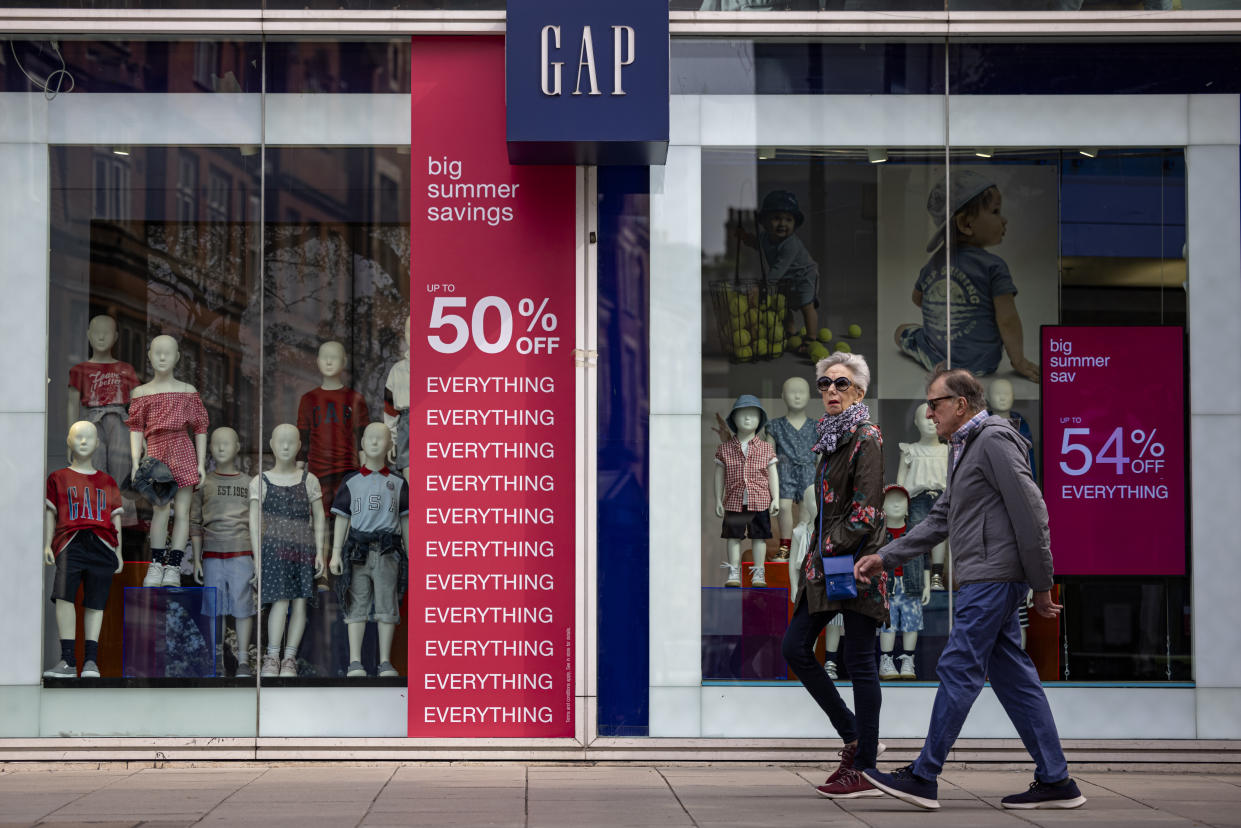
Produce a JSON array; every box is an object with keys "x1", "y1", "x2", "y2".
[
  {"x1": 817, "y1": 376, "x2": 853, "y2": 392},
  {"x1": 925, "y1": 395, "x2": 958, "y2": 411}
]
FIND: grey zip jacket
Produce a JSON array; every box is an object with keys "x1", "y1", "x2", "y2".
[{"x1": 879, "y1": 414, "x2": 1053, "y2": 592}]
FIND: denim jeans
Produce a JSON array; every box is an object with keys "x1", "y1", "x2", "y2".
[
  {"x1": 912, "y1": 581, "x2": 1069, "y2": 783},
  {"x1": 782, "y1": 597, "x2": 881, "y2": 768}
]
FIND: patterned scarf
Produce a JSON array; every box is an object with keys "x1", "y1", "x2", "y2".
[{"x1": 812, "y1": 402, "x2": 870, "y2": 455}]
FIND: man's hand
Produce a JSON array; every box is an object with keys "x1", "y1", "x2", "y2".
[
  {"x1": 194, "y1": 558, "x2": 204, "y2": 584},
  {"x1": 43, "y1": 546, "x2": 55, "y2": 566},
  {"x1": 769, "y1": 501, "x2": 780, "y2": 517},
  {"x1": 329, "y1": 553, "x2": 343, "y2": 576},
  {"x1": 1032, "y1": 589, "x2": 1062, "y2": 619},
  {"x1": 854, "y1": 554, "x2": 884, "y2": 585},
  {"x1": 921, "y1": 585, "x2": 932, "y2": 606}
]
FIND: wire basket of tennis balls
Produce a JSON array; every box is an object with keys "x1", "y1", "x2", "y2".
[{"x1": 710, "y1": 280, "x2": 789, "y2": 363}]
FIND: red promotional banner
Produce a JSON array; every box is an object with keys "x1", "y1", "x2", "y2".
[
  {"x1": 408, "y1": 36, "x2": 576, "y2": 737},
  {"x1": 1041, "y1": 325, "x2": 1186, "y2": 576}
]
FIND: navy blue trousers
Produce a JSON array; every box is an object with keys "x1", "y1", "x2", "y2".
[{"x1": 912, "y1": 581, "x2": 1069, "y2": 783}]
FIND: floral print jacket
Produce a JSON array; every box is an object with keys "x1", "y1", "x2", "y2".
[{"x1": 797, "y1": 421, "x2": 890, "y2": 624}]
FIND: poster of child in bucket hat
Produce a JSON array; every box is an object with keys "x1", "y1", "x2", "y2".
[{"x1": 875, "y1": 165, "x2": 1058, "y2": 400}]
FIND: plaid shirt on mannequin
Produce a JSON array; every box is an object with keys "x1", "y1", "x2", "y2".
[{"x1": 714, "y1": 436, "x2": 777, "y2": 512}]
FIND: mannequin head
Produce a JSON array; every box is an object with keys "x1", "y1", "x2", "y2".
[
  {"x1": 86, "y1": 315, "x2": 118, "y2": 357},
  {"x1": 269, "y1": 424, "x2": 301, "y2": 463},
  {"x1": 915, "y1": 403, "x2": 938, "y2": 438},
  {"x1": 781, "y1": 376, "x2": 810, "y2": 415},
  {"x1": 883, "y1": 485, "x2": 910, "y2": 525},
  {"x1": 66, "y1": 420, "x2": 99, "y2": 464},
  {"x1": 317, "y1": 341, "x2": 347, "y2": 380},
  {"x1": 148, "y1": 335, "x2": 180, "y2": 375},
  {"x1": 736, "y1": 409, "x2": 762, "y2": 438},
  {"x1": 988, "y1": 378, "x2": 1014, "y2": 415},
  {"x1": 210, "y1": 427, "x2": 240, "y2": 467},
  {"x1": 361, "y1": 421, "x2": 392, "y2": 462}
]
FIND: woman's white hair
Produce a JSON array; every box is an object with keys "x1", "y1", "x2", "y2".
[{"x1": 815, "y1": 352, "x2": 871, "y2": 396}]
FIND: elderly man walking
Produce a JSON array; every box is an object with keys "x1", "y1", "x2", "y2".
[{"x1": 854, "y1": 368, "x2": 1085, "y2": 811}]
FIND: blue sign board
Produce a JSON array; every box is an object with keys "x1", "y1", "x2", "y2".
[{"x1": 506, "y1": 0, "x2": 669, "y2": 166}]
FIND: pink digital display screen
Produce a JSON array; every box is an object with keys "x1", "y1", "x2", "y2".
[{"x1": 1041, "y1": 326, "x2": 1186, "y2": 576}]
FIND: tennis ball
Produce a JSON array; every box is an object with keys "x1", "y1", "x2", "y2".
[
  {"x1": 807, "y1": 342, "x2": 829, "y2": 363},
  {"x1": 776, "y1": 294, "x2": 787, "y2": 311},
  {"x1": 787, "y1": 335, "x2": 803, "y2": 350},
  {"x1": 735, "y1": 345, "x2": 753, "y2": 360},
  {"x1": 835, "y1": 341, "x2": 852, "y2": 353},
  {"x1": 732, "y1": 329, "x2": 752, "y2": 348},
  {"x1": 799, "y1": 325, "x2": 808, "y2": 337},
  {"x1": 766, "y1": 311, "x2": 779, "y2": 329},
  {"x1": 756, "y1": 340, "x2": 770, "y2": 357},
  {"x1": 847, "y1": 323, "x2": 863, "y2": 338},
  {"x1": 818, "y1": 327, "x2": 833, "y2": 343},
  {"x1": 746, "y1": 308, "x2": 759, "y2": 326},
  {"x1": 771, "y1": 342, "x2": 784, "y2": 358}
]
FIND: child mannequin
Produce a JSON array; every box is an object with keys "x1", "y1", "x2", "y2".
[
  {"x1": 765, "y1": 377, "x2": 818, "y2": 561},
  {"x1": 330, "y1": 422, "x2": 409, "y2": 678},
  {"x1": 67, "y1": 315, "x2": 139, "y2": 522},
  {"x1": 250, "y1": 424, "x2": 326, "y2": 678},
  {"x1": 713, "y1": 395, "x2": 780, "y2": 588},
  {"x1": 988, "y1": 378, "x2": 1037, "y2": 481},
  {"x1": 877, "y1": 485, "x2": 930, "y2": 679},
  {"x1": 191, "y1": 427, "x2": 256, "y2": 677},
  {"x1": 297, "y1": 341, "x2": 369, "y2": 518},
  {"x1": 898, "y1": 403, "x2": 950, "y2": 590},
  {"x1": 129, "y1": 335, "x2": 209, "y2": 588},
  {"x1": 384, "y1": 318, "x2": 411, "y2": 481},
  {"x1": 43, "y1": 421, "x2": 124, "y2": 678}
]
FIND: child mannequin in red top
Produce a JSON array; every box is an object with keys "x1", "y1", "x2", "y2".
[
  {"x1": 68, "y1": 315, "x2": 139, "y2": 524},
  {"x1": 43, "y1": 421, "x2": 124, "y2": 679},
  {"x1": 129, "y1": 335, "x2": 209, "y2": 589},
  {"x1": 297, "y1": 341, "x2": 368, "y2": 518}
]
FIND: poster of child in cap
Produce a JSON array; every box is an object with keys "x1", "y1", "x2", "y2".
[
  {"x1": 875, "y1": 165, "x2": 1058, "y2": 400},
  {"x1": 736, "y1": 189, "x2": 821, "y2": 348}
]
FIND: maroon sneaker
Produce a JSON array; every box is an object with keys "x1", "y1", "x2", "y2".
[{"x1": 817, "y1": 768, "x2": 883, "y2": 799}]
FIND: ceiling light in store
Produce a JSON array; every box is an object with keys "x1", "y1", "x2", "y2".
[
  {"x1": 239, "y1": 145, "x2": 259, "y2": 157},
  {"x1": 1079, "y1": 148, "x2": 1098, "y2": 158},
  {"x1": 111, "y1": 145, "x2": 130, "y2": 156},
  {"x1": 757, "y1": 146, "x2": 776, "y2": 160},
  {"x1": 867, "y1": 148, "x2": 888, "y2": 164},
  {"x1": 975, "y1": 148, "x2": 994, "y2": 158}
]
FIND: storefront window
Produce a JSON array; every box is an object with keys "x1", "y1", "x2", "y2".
[{"x1": 694, "y1": 147, "x2": 1190, "y2": 688}]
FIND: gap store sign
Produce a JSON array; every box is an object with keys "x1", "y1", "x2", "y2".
[{"x1": 506, "y1": 0, "x2": 669, "y2": 165}]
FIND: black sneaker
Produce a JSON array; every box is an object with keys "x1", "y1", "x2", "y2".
[
  {"x1": 862, "y1": 765, "x2": 939, "y2": 810},
  {"x1": 1001, "y1": 778, "x2": 1087, "y2": 810}
]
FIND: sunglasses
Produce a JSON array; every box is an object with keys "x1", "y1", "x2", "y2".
[
  {"x1": 816, "y1": 376, "x2": 853, "y2": 392},
  {"x1": 925, "y1": 395, "x2": 958, "y2": 411}
]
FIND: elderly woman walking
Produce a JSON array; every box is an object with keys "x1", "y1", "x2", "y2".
[{"x1": 782, "y1": 351, "x2": 889, "y2": 800}]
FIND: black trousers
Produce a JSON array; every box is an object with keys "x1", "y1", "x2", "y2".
[{"x1": 781, "y1": 596, "x2": 882, "y2": 768}]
